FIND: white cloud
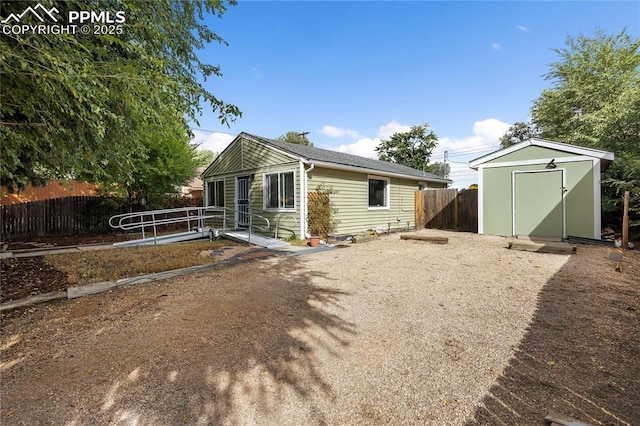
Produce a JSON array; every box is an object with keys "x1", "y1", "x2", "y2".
[
  {"x1": 331, "y1": 120, "x2": 412, "y2": 159},
  {"x1": 516, "y1": 25, "x2": 529, "y2": 31},
  {"x1": 473, "y1": 118, "x2": 511, "y2": 140},
  {"x1": 435, "y1": 118, "x2": 509, "y2": 154},
  {"x1": 320, "y1": 125, "x2": 360, "y2": 139},
  {"x1": 191, "y1": 131, "x2": 235, "y2": 154},
  {"x1": 334, "y1": 137, "x2": 379, "y2": 159},
  {"x1": 492, "y1": 42, "x2": 502, "y2": 51},
  {"x1": 377, "y1": 120, "x2": 411, "y2": 139}
]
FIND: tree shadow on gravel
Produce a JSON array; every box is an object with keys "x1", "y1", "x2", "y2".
[
  {"x1": 0, "y1": 256, "x2": 356, "y2": 425},
  {"x1": 466, "y1": 246, "x2": 640, "y2": 426}
]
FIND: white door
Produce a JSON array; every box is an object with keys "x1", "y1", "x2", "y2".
[{"x1": 235, "y1": 176, "x2": 250, "y2": 228}]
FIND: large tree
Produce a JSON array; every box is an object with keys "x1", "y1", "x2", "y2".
[
  {"x1": 375, "y1": 124, "x2": 438, "y2": 171},
  {"x1": 1, "y1": 0, "x2": 240, "y2": 191},
  {"x1": 499, "y1": 121, "x2": 541, "y2": 148},
  {"x1": 276, "y1": 131, "x2": 313, "y2": 146},
  {"x1": 529, "y1": 29, "x2": 640, "y2": 231}
]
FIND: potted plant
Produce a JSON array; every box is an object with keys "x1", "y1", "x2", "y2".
[{"x1": 307, "y1": 183, "x2": 338, "y2": 247}]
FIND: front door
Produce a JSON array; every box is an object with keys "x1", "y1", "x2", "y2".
[{"x1": 235, "y1": 175, "x2": 250, "y2": 228}]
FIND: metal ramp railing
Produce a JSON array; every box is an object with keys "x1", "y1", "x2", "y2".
[{"x1": 109, "y1": 206, "x2": 288, "y2": 248}]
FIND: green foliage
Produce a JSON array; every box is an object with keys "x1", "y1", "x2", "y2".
[
  {"x1": 375, "y1": 124, "x2": 438, "y2": 171},
  {"x1": 196, "y1": 149, "x2": 217, "y2": 167},
  {"x1": 307, "y1": 183, "x2": 338, "y2": 238},
  {"x1": 276, "y1": 131, "x2": 313, "y2": 146},
  {"x1": 529, "y1": 29, "x2": 640, "y2": 231},
  {"x1": 0, "y1": 0, "x2": 241, "y2": 191},
  {"x1": 424, "y1": 161, "x2": 450, "y2": 178},
  {"x1": 499, "y1": 122, "x2": 541, "y2": 148}
]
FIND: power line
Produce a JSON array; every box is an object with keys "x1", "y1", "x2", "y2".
[{"x1": 190, "y1": 127, "x2": 238, "y2": 136}]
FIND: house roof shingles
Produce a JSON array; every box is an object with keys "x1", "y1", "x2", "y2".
[{"x1": 243, "y1": 132, "x2": 450, "y2": 183}]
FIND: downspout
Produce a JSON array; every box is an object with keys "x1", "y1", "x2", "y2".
[
  {"x1": 303, "y1": 163, "x2": 315, "y2": 238},
  {"x1": 299, "y1": 161, "x2": 305, "y2": 238}
]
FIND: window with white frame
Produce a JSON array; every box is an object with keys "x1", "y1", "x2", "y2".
[
  {"x1": 207, "y1": 180, "x2": 225, "y2": 207},
  {"x1": 368, "y1": 176, "x2": 389, "y2": 209},
  {"x1": 264, "y1": 171, "x2": 295, "y2": 210}
]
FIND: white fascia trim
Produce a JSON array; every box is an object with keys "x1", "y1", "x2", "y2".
[
  {"x1": 470, "y1": 140, "x2": 533, "y2": 169},
  {"x1": 531, "y1": 139, "x2": 614, "y2": 161},
  {"x1": 593, "y1": 158, "x2": 601, "y2": 239},
  {"x1": 299, "y1": 161, "x2": 305, "y2": 238},
  {"x1": 312, "y1": 160, "x2": 451, "y2": 184},
  {"x1": 470, "y1": 138, "x2": 614, "y2": 169},
  {"x1": 478, "y1": 156, "x2": 589, "y2": 169},
  {"x1": 477, "y1": 166, "x2": 484, "y2": 234}
]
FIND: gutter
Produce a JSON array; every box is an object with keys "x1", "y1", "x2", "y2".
[{"x1": 307, "y1": 160, "x2": 451, "y2": 184}]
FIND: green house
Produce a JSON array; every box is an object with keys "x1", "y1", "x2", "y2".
[
  {"x1": 469, "y1": 138, "x2": 614, "y2": 239},
  {"x1": 201, "y1": 132, "x2": 450, "y2": 238}
]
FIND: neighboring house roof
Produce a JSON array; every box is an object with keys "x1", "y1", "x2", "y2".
[
  {"x1": 469, "y1": 138, "x2": 615, "y2": 169},
  {"x1": 188, "y1": 167, "x2": 206, "y2": 191},
  {"x1": 211, "y1": 132, "x2": 450, "y2": 183}
]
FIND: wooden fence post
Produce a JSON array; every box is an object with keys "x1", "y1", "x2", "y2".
[{"x1": 415, "y1": 190, "x2": 425, "y2": 230}]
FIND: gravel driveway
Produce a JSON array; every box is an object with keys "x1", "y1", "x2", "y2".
[{"x1": 2, "y1": 230, "x2": 634, "y2": 425}]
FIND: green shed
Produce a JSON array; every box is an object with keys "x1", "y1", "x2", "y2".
[{"x1": 469, "y1": 138, "x2": 614, "y2": 239}]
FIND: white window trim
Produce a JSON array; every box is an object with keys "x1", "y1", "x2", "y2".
[
  {"x1": 263, "y1": 170, "x2": 297, "y2": 212},
  {"x1": 207, "y1": 179, "x2": 225, "y2": 208},
  {"x1": 367, "y1": 175, "x2": 390, "y2": 210}
]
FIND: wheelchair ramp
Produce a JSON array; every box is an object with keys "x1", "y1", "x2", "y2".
[
  {"x1": 222, "y1": 230, "x2": 290, "y2": 249},
  {"x1": 114, "y1": 230, "x2": 210, "y2": 248}
]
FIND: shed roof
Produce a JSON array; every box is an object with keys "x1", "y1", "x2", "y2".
[
  {"x1": 209, "y1": 132, "x2": 451, "y2": 183},
  {"x1": 469, "y1": 138, "x2": 615, "y2": 169}
]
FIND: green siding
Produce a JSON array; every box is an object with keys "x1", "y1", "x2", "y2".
[
  {"x1": 486, "y1": 146, "x2": 576, "y2": 164},
  {"x1": 514, "y1": 171, "x2": 563, "y2": 237},
  {"x1": 202, "y1": 137, "x2": 296, "y2": 177},
  {"x1": 482, "y1": 159, "x2": 595, "y2": 238},
  {"x1": 482, "y1": 167, "x2": 514, "y2": 236},
  {"x1": 308, "y1": 167, "x2": 421, "y2": 235}
]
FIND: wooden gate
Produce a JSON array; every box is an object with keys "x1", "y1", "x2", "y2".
[{"x1": 415, "y1": 188, "x2": 478, "y2": 232}]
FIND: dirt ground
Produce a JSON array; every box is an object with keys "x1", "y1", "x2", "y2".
[
  {"x1": 1, "y1": 233, "x2": 135, "y2": 302},
  {"x1": 1, "y1": 231, "x2": 638, "y2": 425}
]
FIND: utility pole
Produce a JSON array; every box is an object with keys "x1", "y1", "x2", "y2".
[
  {"x1": 297, "y1": 132, "x2": 309, "y2": 139},
  {"x1": 443, "y1": 151, "x2": 449, "y2": 179}
]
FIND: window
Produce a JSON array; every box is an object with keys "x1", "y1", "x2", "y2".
[
  {"x1": 207, "y1": 180, "x2": 224, "y2": 207},
  {"x1": 368, "y1": 176, "x2": 389, "y2": 209},
  {"x1": 265, "y1": 171, "x2": 295, "y2": 210}
]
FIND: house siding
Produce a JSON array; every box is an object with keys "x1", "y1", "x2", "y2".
[
  {"x1": 203, "y1": 137, "x2": 296, "y2": 177},
  {"x1": 307, "y1": 167, "x2": 422, "y2": 235},
  {"x1": 203, "y1": 135, "x2": 451, "y2": 239}
]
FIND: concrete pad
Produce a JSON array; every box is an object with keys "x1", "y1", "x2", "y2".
[{"x1": 508, "y1": 241, "x2": 577, "y2": 254}]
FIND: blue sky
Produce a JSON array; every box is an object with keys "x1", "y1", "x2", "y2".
[{"x1": 191, "y1": 1, "x2": 640, "y2": 188}]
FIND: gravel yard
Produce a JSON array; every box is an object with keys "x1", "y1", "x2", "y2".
[{"x1": 1, "y1": 230, "x2": 638, "y2": 425}]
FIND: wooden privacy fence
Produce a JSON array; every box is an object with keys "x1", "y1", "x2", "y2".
[
  {"x1": 1, "y1": 196, "x2": 118, "y2": 241},
  {"x1": 415, "y1": 188, "x2": 478, "y2": 232}
]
